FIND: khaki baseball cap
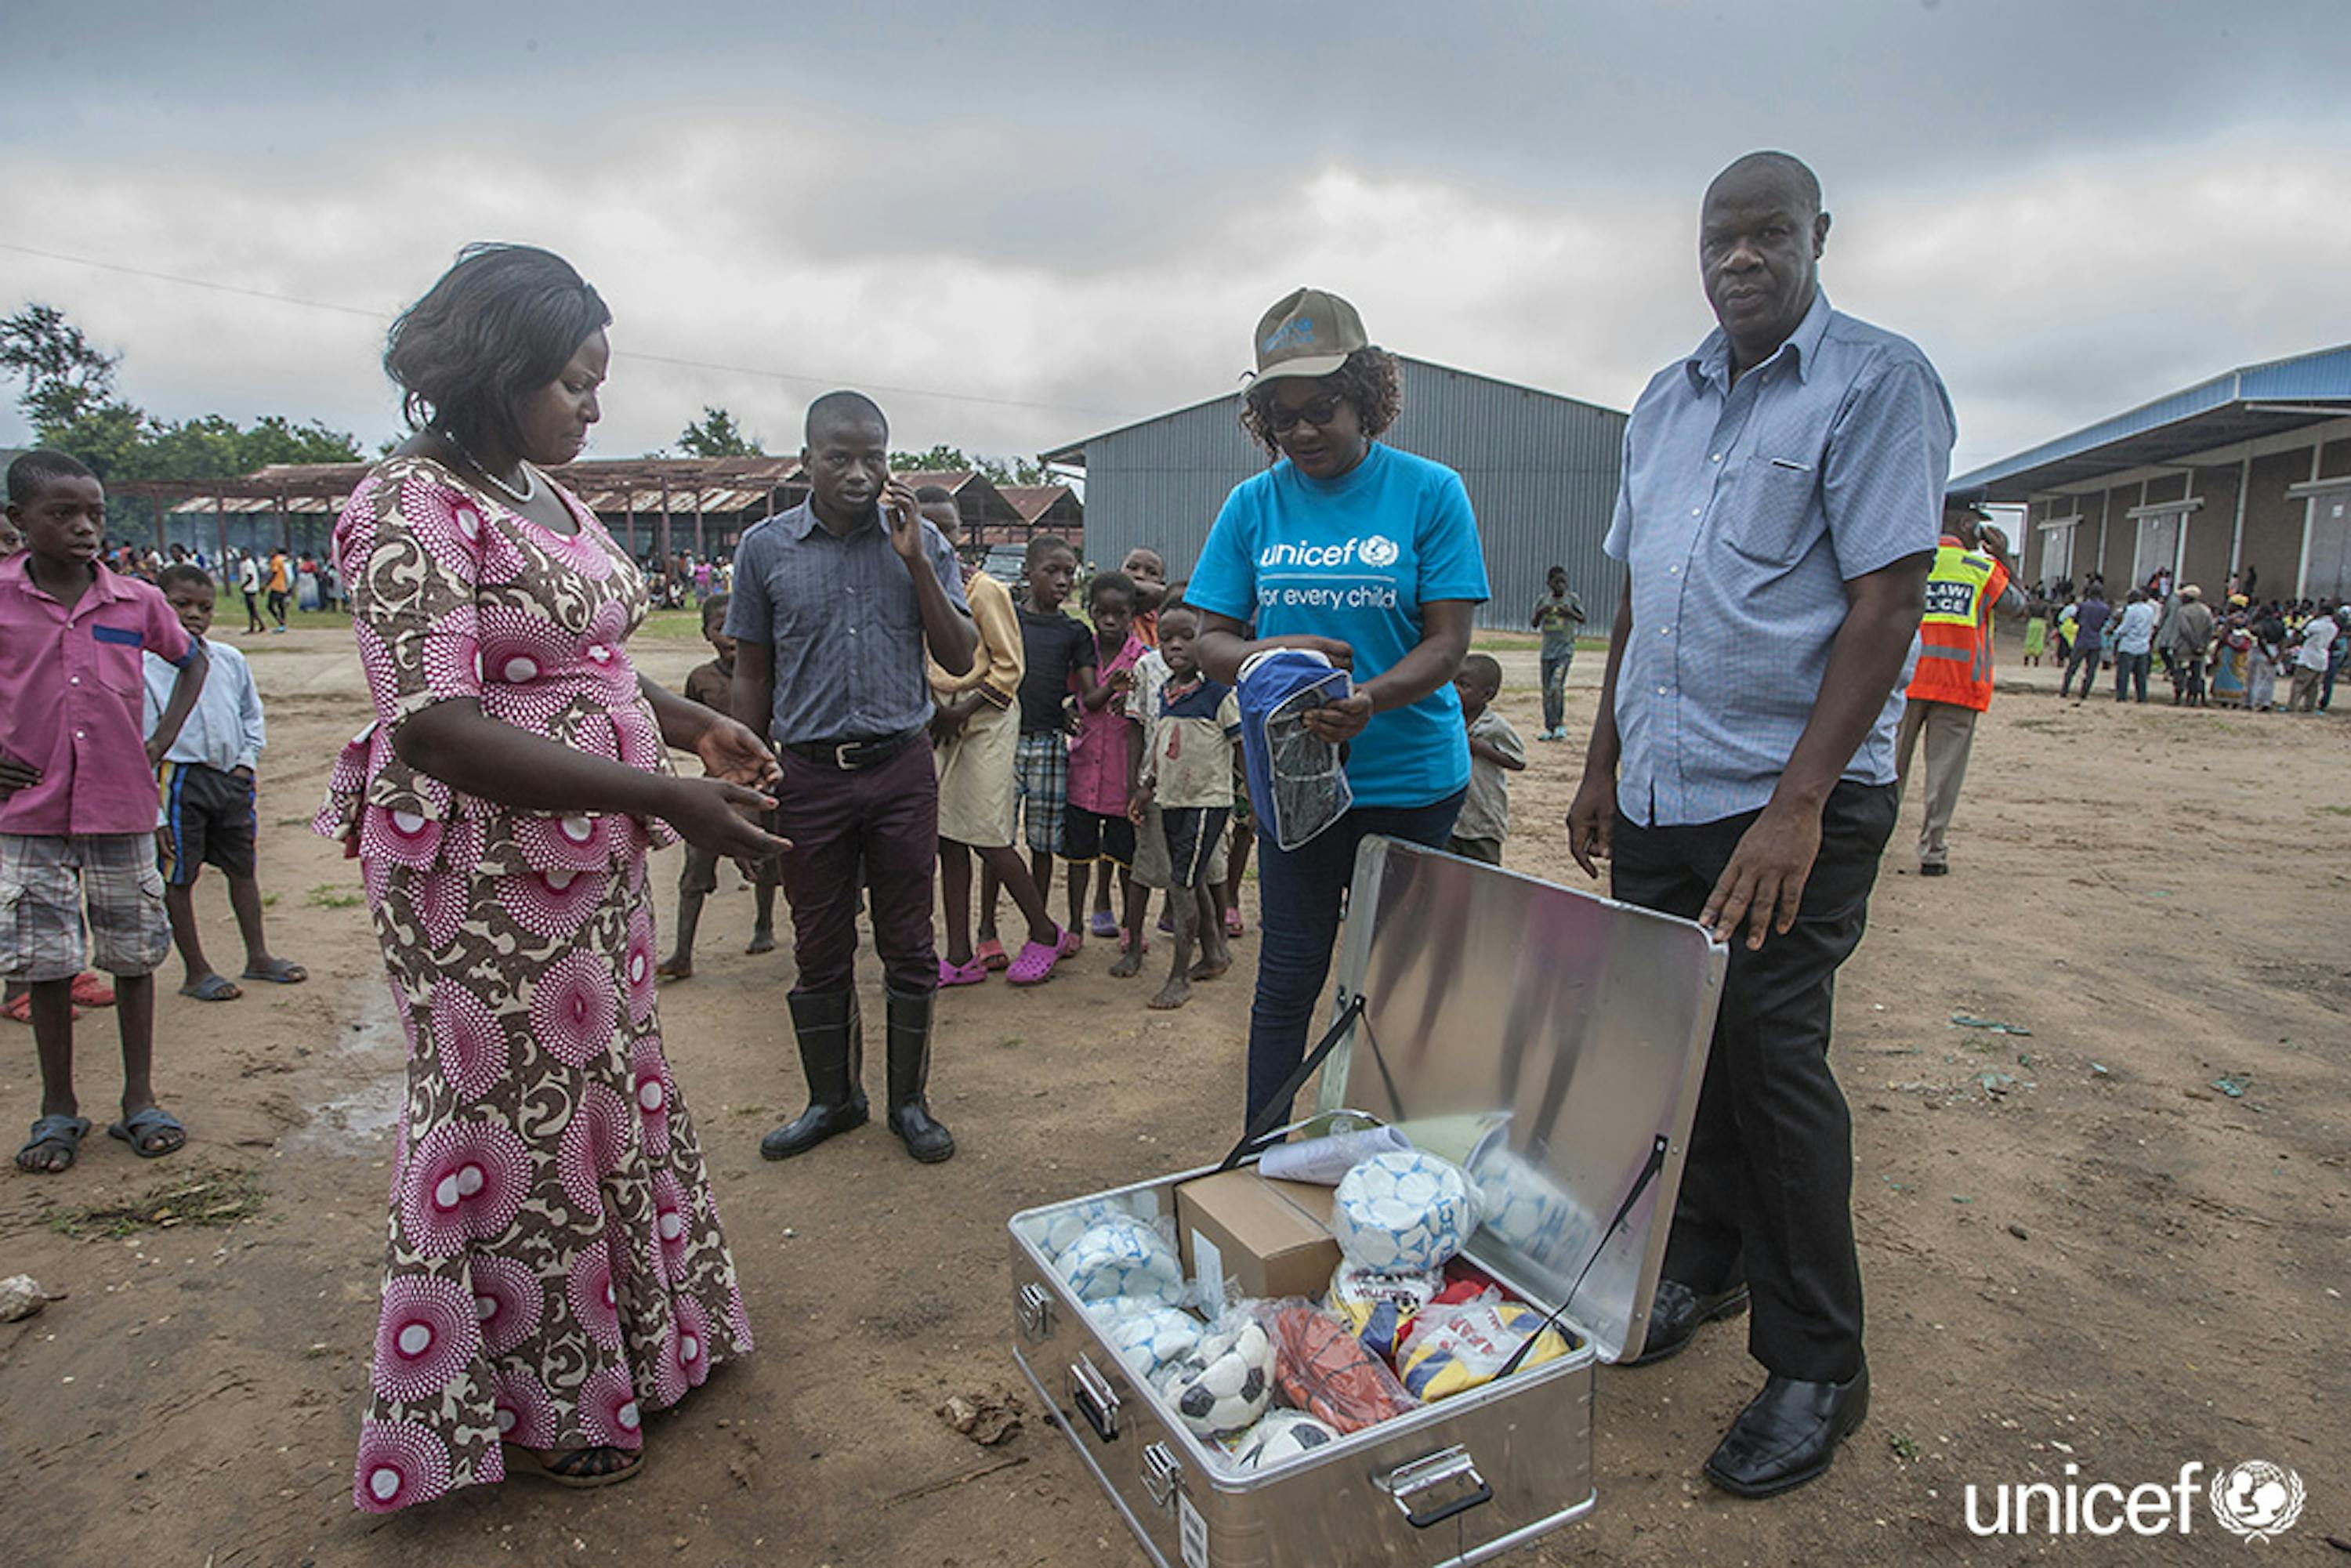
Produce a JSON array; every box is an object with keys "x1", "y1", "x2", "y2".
[{"x1": 1252, "y1": 287, "x2": 1368, "y2": 382}]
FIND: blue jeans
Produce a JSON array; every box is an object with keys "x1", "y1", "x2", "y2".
[
  {"x1": 1539, "y1": 647, "x2": 1573, "y2": 733},
  {"x1": 1244, "y1": 790, "x2": 1465, "y2": 1127},
  {"x1": 2113, "y1": 650, "x2": 2150, "y2": 702}
]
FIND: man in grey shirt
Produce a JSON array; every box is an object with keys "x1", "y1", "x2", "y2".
[{"x1": 729, "y1": 391, "x2": 976, "y2": 1165}]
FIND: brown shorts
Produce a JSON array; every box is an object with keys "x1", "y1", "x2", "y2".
[{"x1": 0, "y1": 833, "x2": 172, "y2": 982}]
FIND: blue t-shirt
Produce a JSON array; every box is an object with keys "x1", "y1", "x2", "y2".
[{"x1": 1189, "y1": 443, "x2": 1490, "y2": 808}]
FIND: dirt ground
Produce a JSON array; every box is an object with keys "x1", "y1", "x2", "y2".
[{"x1": 2, "y1": 623, "x2": 2345, "y2": 1568}]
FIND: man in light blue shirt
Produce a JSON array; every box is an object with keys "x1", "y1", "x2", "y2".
[
  {"x1": 1567, "y1": 153, "x2": 1947, "y2": 1500},
  {"x1": 142, "y1": 563, "x2": 304, "y2": 1001},
  {"x1": 2109, "y1": 588, "x2": 2158, "y2": 703}
]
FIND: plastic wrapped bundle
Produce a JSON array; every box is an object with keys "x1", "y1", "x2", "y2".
[
  {"x1": 1223, "y1": 1409, "x2": 1342, "y2": 1472},
  {"x1": 1235, "y1": 650, "x2": 1353, "y2": 850},
  {"x1": 1397, "y1": 1298, "x2": 1576, "y2": 1401},
  {"x1": 1157, "y1": 1319, "x2": 1276, "y2": 1437},
  {"x1": 1263, "y1": 1301, "x2": 1421, "y2": 1434},
  {"x1": 1056, "y1": 1215, "x2": 1187, "y2": 1307},
  {"x1": 1327, "y1": 1262, "x2": 1441, "y2": 1363}
]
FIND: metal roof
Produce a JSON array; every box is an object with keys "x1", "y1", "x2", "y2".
[
  {"x1": 1040, "y1": 354, "x2": 1623, "y2": 466},
  {"x1": 1951, "y1": 342, "x2": 2351, "y2": 501}
]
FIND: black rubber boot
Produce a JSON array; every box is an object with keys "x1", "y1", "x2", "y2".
[
  {"x1": 761, "y1": 989, "x2": 868, "y2": 1160},
  {"x1": 883, "y1": 986, "x2": 955, "y2": 1164}
]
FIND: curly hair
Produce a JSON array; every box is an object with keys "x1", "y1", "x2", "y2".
[{"x1": 1239, "y1": 346, "x2": 1404, "y2": 459}]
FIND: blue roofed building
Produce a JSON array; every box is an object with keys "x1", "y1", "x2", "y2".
[{"x1": 1950, "y1": 345, "x2": 2351, "y2": 603}]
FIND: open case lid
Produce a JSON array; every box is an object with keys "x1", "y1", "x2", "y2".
[{"x1": 1315, "y1": 838, "x2": 1727, "y2": 1364}]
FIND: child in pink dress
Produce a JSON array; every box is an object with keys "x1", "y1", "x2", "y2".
[{"x1": 1063, "y1": 571, "x2": 1149, "y2": 970}]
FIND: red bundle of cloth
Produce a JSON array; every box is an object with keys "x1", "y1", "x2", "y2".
[{"x1": 1266, "y1": 1302, "x2": 1420, "y2": 1434}]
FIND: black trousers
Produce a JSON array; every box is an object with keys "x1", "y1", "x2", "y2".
[{"x1": 1610, "y1": 778, "x2": 1897, "y2": 1383}]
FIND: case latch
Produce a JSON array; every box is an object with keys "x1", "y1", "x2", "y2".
[
  {"x1": 1141, "y1": 1442, "x2": 1181, "y2": 1509},
  {"x1": 1068, "y1": 1354, "x2": 1119, "y2": 1443},
  {"x1": 1382, "y1": 1445, "x2": 1493, "y2": 1530},
  {"x1": 1017, "y1": 1281, "x2": 1054, "y2": 1342}
]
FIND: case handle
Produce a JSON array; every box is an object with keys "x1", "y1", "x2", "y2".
[
  {"x1": 1068, "y1": 1355, "x2": 1119, "y2": 1443},
  {"x1": 1384, "y1": 1445, "x2": 1493, "y2": 1530},
  {"x1": 1017, "y1": 1281, "x2": 1054, "y2": 1342}
]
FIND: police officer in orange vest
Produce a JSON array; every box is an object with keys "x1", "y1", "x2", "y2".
[{"x1": 1896, "y1": 501, "x2": 2025, "y2": 877}]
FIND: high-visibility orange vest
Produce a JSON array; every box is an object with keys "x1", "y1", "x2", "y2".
[{"x1": 1907, "y1": 537, "x2": 2009, "y2": 711}]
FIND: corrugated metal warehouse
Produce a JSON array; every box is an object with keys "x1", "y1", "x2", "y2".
[{"x1": 1042, "y1": 357, "x2": 1626, "y2": 631}]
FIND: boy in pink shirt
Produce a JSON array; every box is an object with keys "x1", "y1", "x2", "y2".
[{"x1": 1, "y1": 452, "x2": 207, "y2": 1174}]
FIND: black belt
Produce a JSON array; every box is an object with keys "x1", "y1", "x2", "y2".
[{"x1": 783, "y1": 729, "x2": 922, "y2": 771}]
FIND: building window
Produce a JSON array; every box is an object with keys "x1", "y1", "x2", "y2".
[
  {"x1": 2036, "y1": 516, "x2": 2079, "y2": 587},
  {"x1": 2132, "y1": 509, "x2": 2185, "y2": 591}
]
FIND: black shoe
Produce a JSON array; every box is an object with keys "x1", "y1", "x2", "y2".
[
  {"x1": 1918, "y1": 862, "x2": 1949, "y2": 877},
  {"x1": 883, "y1": 986, "x2": 955, "y2": 1164},
  {"x1": 1627, "y1": 1277, "x2": 1749, "y2": 1367},
  {"x1": 1703, "y1": 1364, "x2": 1870, "y2": 1498},
  {"x1": 762, "y1": 990, "x2": 868, "y2": 1160}
]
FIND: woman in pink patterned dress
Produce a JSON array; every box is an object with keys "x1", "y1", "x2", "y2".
[{"x1": 320, "y1": 246, "x2": 789, "y2": 1510}]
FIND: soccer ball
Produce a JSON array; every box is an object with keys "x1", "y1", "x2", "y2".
[
  {"x1": 1034, "y1": 1198, "x2": 1138, "y2": 1263},
  {"x1": 1472, "y1": 1147, "x2": 1588, "y2": 1272},
  {"x1": 1057, "y1": 1216, "x2": 1187, "y2": 1307},
  {"x1": 1227, "y1": 1410, "x2": 1341, "y2": 1472},
  {"x1": 1332, "y1": 1152, "x2": 1480, "y2": 1274},
  {"x1": 1099, "y1": 1305, "x2": 1204, "y2": 1382},
  {"x1": 1157, "y1": 1320, "x2": 1274, "y2": 1437}
]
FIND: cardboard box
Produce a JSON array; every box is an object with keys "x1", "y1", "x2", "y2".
[{"x1": 1175, "y1": 1168, "x2": 1341, "y2": 1302}]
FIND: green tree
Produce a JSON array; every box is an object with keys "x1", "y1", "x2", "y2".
[
  {"x1": 0, "y1": 302, "x2": 360, "y2": 480},
  {"x1": 676, "y1": 404, "x2": 764, "y2": 458},
  {"x1": 973, "y1": 454, "x2": 1049, "y2": 488},
  {"x1": 889, "y1": 443, "x2": 971, "y2": 476}
]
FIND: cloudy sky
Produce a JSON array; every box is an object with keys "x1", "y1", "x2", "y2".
[{"x1": 5, "y1": 1, "x2": 2346, "y2": 480}]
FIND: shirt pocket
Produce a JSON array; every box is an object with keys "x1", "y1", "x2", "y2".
[
  {"x1": 91, "y1": 623, "x2": 150, "y2": 697},
  {"x1": 1721, "y1": 456, "x2": 1823, "y2": 567}
]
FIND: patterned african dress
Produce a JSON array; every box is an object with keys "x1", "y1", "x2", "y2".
[{"x1": 317, "y1": 454, "x2": 752, "y2": 1514}]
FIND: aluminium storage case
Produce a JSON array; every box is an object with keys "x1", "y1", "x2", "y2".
[{"x1": 1008, "y1": 839, "x2": 1728, "y2": 1567}]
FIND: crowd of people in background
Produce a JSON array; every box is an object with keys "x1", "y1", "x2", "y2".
[{"x1": 2027, "y1": 569, "x2": 2346, "y2": 712}]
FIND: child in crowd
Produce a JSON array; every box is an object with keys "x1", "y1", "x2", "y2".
[
  {"x1": 146, "y1": 564, "x2": 304, "y2": 1001},
  {"x1": 1529, "y1": 566, "x2": 1585, "y2": 741},
  {"x1": 1128, "y1": 603, "x2": 1237, "y2": 1009},
  {"x1": 922, "y1": 487, "x2": 1063, "y2": 985},
  {"x1": 1067, "y1": 570, "x2": 1150, "y2": 974},
  {"x1": 658, "y1": 593, "x2": 782, "y2": 976},
  {"x1": 1130, "y1": 587, "x2": 1230, "y2": 943},
  {"x1": 1121, "y1": 546, "x2": 1167, "y2": 646},
  {"x1": 2, "y1": 451, "x2": 208, "y2": 1173},
  {"x1": 977, "y1": 535, "x2": 1095, "y2": 965},
  {"x1": 1447, "y1": 654, "x2": 1524, "y2": 866}
]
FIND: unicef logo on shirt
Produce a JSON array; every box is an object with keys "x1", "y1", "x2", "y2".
[{"x1": 1360, "y1": 535, "x2": 1400, "y2": 568}]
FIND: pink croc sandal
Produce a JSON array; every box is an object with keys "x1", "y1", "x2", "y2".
[
  {"x1": 938, "y1": 955, "x2": 988, "y2": 987},
  {"x1": 1007, "y1": 930, "x2": 1064, "y2": 987},
  {"x1": 974, "y1": 938, "x2": 1009, "y2": 972}
]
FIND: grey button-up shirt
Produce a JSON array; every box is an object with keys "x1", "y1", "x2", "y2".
[
  {"x1": 1603, "y1": 291, "x2": 1953, "y2": 827},
  {"x1": 726, "y1": 501, "x2": 969, "y2": 746}
]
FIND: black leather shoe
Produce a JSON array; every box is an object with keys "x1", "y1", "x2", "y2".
[
  {"x1": 1918, "y1": 862, "x2": 1950, "y2": 877},
  {"x1": 1703, "y1": 1364, "x2": 1870, "y2": 1498},
  {"x1": 1627, "y1": 1277, "x2": 1749, "y2": 1367},
  {"x1": 762, "y1": 990, "x2": 869, "y2": 1161}
]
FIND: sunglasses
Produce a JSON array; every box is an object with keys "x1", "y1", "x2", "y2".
[{"x1": 1269, "y1": 396, "x2": 1347, "y2": 433}]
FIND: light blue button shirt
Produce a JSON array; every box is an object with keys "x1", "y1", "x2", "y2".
[
  {"x1": 2111, "y1": 599, "x2": 2158, "y2": 656},
  {"x1": 143, "y1": 636, "x2": 264, "y2": 773},
  {"x1": 1603, "y1": 292, "x2": 1953, "y2": 827}
]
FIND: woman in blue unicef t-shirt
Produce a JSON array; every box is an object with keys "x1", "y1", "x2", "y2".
[{"x1": 1189, "y1": 288, "x2": 1491, "y2": 1126}]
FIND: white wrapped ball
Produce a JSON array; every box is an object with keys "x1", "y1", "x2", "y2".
[
  {"x1": 1056, "y1": 1216, "x2": 1187, "y2": 1307},
  {"x1": 1226, "y1": 1409, "x2": 1341, "y2": 1472},
  {"x1": 1157, "y1": 1320, "x2": 1274, "y2": 1437},
  {"x1": 1036, "y1": 1197, "x2": 1139, "y2": 1262},
  {"x1": 1102, "y1": 1305, "x2": 1205, "y2": 1382},
  {"x1": 1331, "y1": 1151, "x2": 1480, "y2": 1273}
]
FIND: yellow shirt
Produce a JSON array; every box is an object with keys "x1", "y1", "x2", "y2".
[{"x1": 928, "y1": 568, "x2": 1022, "y2": 710}]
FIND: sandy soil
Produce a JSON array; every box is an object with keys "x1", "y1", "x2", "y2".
[{"x1": 2, "y1": 625, "x2": 2345, "y2": 1567}]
